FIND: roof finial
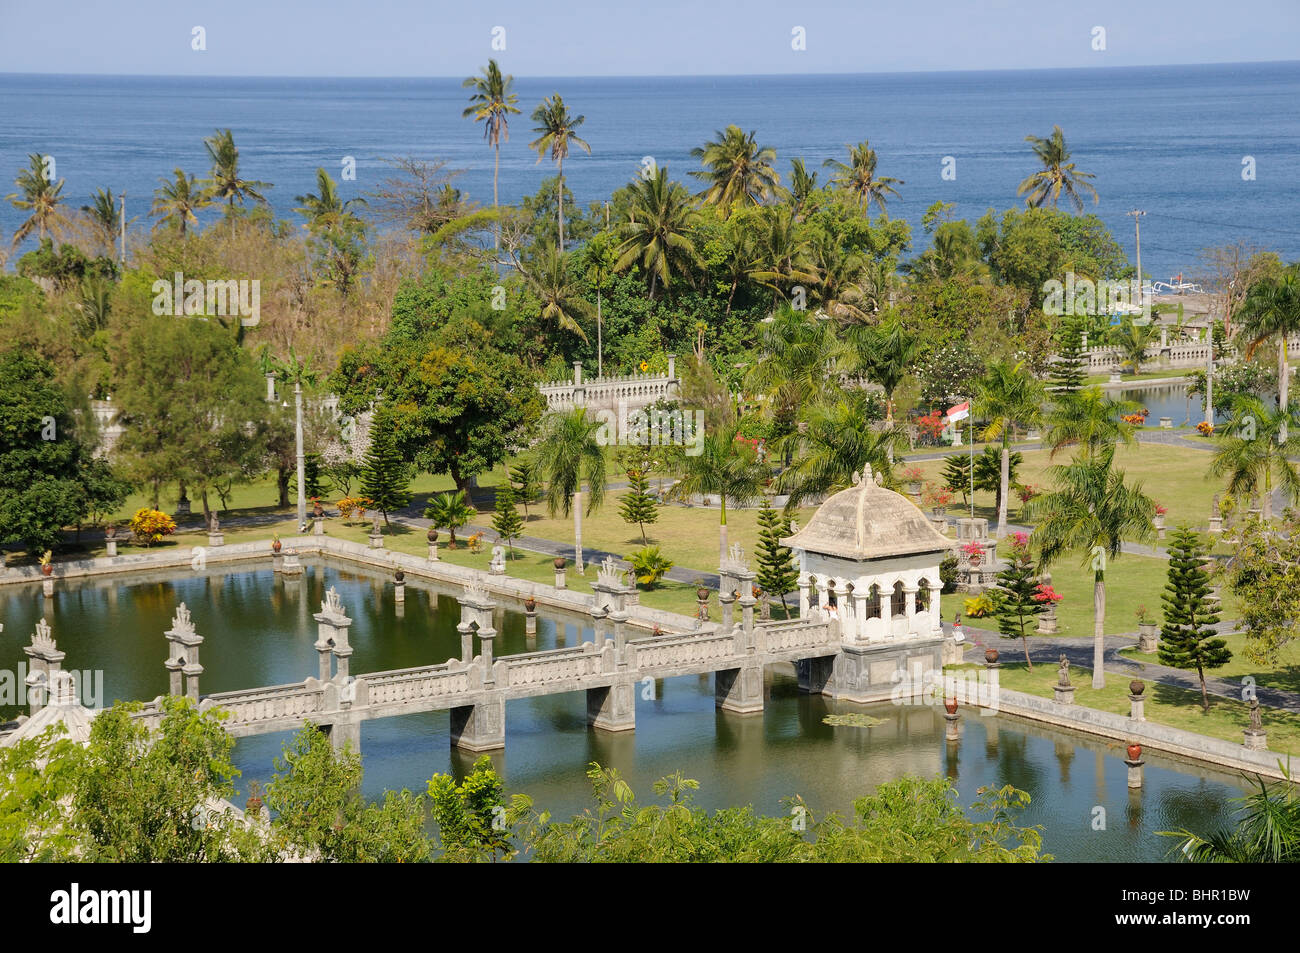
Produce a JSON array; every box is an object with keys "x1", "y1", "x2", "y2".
[{"x1": 859, "y1": 464, "x2": 873, "y2": 486}]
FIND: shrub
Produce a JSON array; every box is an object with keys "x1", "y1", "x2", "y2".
[
  {"x1": 626, "y1": 546, "x2": 674, "y2": 588},
  {"x1": 129, "y1": 508, "x2": 176, "y2": 546}
]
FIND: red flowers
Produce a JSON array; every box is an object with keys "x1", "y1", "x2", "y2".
[{"x1": 1032, "y1": 584, "x2": 1063, "y2": 604}]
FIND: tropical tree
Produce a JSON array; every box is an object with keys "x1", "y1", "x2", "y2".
[
  {"x1": 1048, "y1": 317, "x2": 1088, "y2": 396},
  {"x1": 1209, "y1": 396, "x2": 1300, "y2": 520},
  {"x1": 492, "y1": 486, "x2": 524, "y2": 557},
  {"x1": 534, "y1": 408, "x2": 606, "y2": 572},
  {"x1": 358, "y1": 410, "x2": 411, "y2": 525},
  {"x1": 625, "y1": 545, "x2": 674, "y2": 588},
  {"x1": 1044, "y1": 386, "x2": 1139, "y2": 460},
  {"x1": 614, "y1": 166, "x2": 702, "y2": 299},
  {"x1": 1016, "y1": 125, "x2": 1098, "y2": 212},
  {"x1": 528, "y1": 95, "x2": 590, "y2": 252},
  {"x1": 618, "y1": 468, "x2": 659, "y2": 544},
  {"x1": 7, "y1": 154, "x2": 70, "y2": 248},
  {"x1": 1029, "y1": 445, "x2": 1156, "y2": 689},
  {"x1": 150, "y1": 168, "x2": 210, "y2": 236},
  {"x1": 776, "y1": 394, "x2": 908, "y2": 505},
  {"x1": 755, "y1": 500, "x2": 799, "y2": 616},
  {"x1": 517, "y1": 243, "x2": 593, "y2": 341},
  {"x1": 994, "y1": 532, "x2": 1047, "y2": 669},
  {"x1": 786, "y1": 158, "x2": 820, "y2": 217},
  {"x1": 508, "y1": 458, "x2": 541, "y2": 520},
  {"x1": 823, "y1": 141, "x2": 903, "y2": 214},
  {"x1": 295, "y1": 167, "x2": 366, "y2": 230},
  {"x1": 462, "y1": 59, "x2": 520, "y2": 249},
  {"x1": 977, "y1": 360, "x2": 1046, "y2": 538},
  {"x1": 424, "y1": 490, "x2": 476, "y2": 547},
  {"x1": 80, "y1": 188, "x2": 120, "y2": 257},
  {"x1": 744, "y1": 305, "x2": 842, "y2": 442},
  {"x1": 1108, "y1": 319, "x2": 1160, "y2": 375},
  {"x1": 583, "y1": 233, "x2": 618, "y2": 374},
  {"x1": 1157, "y1": 526, "x2": 1229, "y2": 712},
  {"x1": 1236, "y1": 269, "x2": 1300, "y2": 441},
  {"x1": 844, "y1": 317, "x2": 922, "y2": 426},
  {"x1": 746, "y1": 205, "x2": 818, "y2": 303},
  {"x1": 669, "y1": 423, "x2": 768, "y2": 562},
  {"x1": 201, "y1": 129, "x2": 270, "y2": 215},
  {"x1": 689, "y1": 125, "x2": 780, "y2": 213},
  {"x1": 1166, "y1": 775, "x2": 1300, "y2": 863}
]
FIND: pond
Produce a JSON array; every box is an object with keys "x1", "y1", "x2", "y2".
[{"x1": 0, "y1": 560, "x2": 1249, "y2": 862}]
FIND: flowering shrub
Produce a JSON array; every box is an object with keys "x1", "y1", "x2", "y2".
[
  {"x1": 335, "y1": 496, "x2": 374, "y2": 522},
  {"x1": 467, "y1": 532, "x2": 484, "y2": 554},
  {"x1": 1032, "y1": 584, "x2": 1063, "y2": 604},
  {"x1": 915, "y1": 411, "x2": 946, "y2": 444},
  {"x1": 921, "y1": 482, "x2": 953, "y2": 512},
  {"x1": 1121, "y1": 413, "x2": 1147, "y2": 426},
  {"x1": 1196, "y1": 421, "x2": 1215, "y2": 436},
  {"x1": 963, "y1": 593, "x2": 996, "y2": 618},
  {"x1": 903, "y1": 466, "x2": 925, "y2": 483},
  {"x1": 1155, "y1": 503, "x2": 1167, "y2": 516},
  {"x1": 1016, "y1": 484, "x2": 1039, "y2": 504},
  {"x1": 1010, "y1": 531, "x2": 1029, "y2": 548},
  {"x1": 961, "y1": 540, "x2": 984, "y2": 558},
  {"x1": 130, "y1": 508, "x2": 176, "y2": 546}
]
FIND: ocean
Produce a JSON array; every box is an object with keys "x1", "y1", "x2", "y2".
[{"x1": 2, "y1": 62, "x2": 1299, "y2": 279}]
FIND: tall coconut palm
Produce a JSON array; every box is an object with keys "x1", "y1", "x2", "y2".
[
  {"x1": 823, "y1": 141, "x2": 903, "y2": 215},
  {"x1": 1209, "y1": 396, "x2": 1300, "y2": 521},
  {"x1": 668, "y1": 422, "x2": 768, "y2": 562},
  {"x1": 7, "y1": 153, "x2": 70, "y2": 248},
  {"x1": 1029, "y1": 444, "x2": 1156, "y2": 689},
  {"x1": 151, "y1": 168, "x2": 210, "y2": 237},
  {"x1": 1044, "y1": 386, "x2": 1140, "y2": 460},
  {"x1": 614, "y1": 166, "x2": 702, "y2": 299},
  {"x1": 81, "y1": 188, "x2": 120, "y2": 257},
  {"x1": 529, "y1": 95, "x2": 591, "y2": 252},
  {"x1": 295, "y1": 167, "x2": 366, "y2": 231},
  {"x1": 534, "y1": 408, "x2": 606, "y2": 573},
  {"x1": 201, "y1": 129, "x2": 270, "y2": 214},
  {"x1": 689, "y1": 125, "x2": 780, "y2": 214},
  {"x1": 744, "y1": 305, "x2": 842, "y2": 441},
  {"x1": 776, "y1": 393, "x2": 909, "y2": 505},
  {"x1": 582, "y1": 233, "x2": 618, "y2": 376},
  {"x1": 787, "y1": 158, "x2": 820, "y2": 217},
  {"x1": 1016, "y1": 125, "x2": 1098, "y2": 212},
  {"x1": 462, "y1": 59, "x2": 520, "y2": 250},
  {"x1": 810, "y1": 230, "x2": 868, "y2": 320},
  {"x1": 976, "y1": 360, "x2": 1046, "y2": 539},
  {"x1": 1237, "y1": 270, "x2": 1300, "y2": 441},
  {"x1": 518, "y1": 243, "x2": 593, "y2": 341}
]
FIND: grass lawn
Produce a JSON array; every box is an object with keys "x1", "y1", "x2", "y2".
[
  {"x1": 910, "y1": 440, "x2": 1224, "y2": 539},
  {"x1": 1121, "y1": 631, "x2": 1300, "y2": 696},
  {"x1": 951, "y1": 660, "x2": 1300, "y2": 755}
]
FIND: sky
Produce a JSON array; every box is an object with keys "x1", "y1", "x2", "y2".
[{"x1": 0, "y1": 0, "x2": 1297, "y2": 77}]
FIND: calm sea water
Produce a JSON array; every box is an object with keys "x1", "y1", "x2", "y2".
[
  {"x1": 2, "y1": 63, "x2": 1300, "y2": 279},
  {"x1": 0, "y1": 560, "x2": 1248, "y2": 862}
]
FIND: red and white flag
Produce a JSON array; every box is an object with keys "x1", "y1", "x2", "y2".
[{"x1": 946, "y1": 401, "x2": 970, "y2": 424}]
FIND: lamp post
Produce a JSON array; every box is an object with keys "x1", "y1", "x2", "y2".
[{"x1": 295, "y1": 379, "x2": 306, "y2": 530}]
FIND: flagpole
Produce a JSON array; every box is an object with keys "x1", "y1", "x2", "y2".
[{"x1": 969, "y1": 396, "x2": 975, "y2": 519}]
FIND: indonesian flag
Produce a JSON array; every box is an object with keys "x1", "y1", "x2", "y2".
[{"x1": 946, "y1": 401, "x2": 970, "y2": 424}]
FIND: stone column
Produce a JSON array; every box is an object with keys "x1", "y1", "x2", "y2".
[
  {"x1": 394, "y1": 570, "x2": 405, "y2": 605},
  {"x1": 1129, "y1": 682, "x2": 1146, "y2": 721},
  {"x1": 313, "y1": 587, "x2": 354, "y2": 683},
  {"x1": 737, "y1": 573, "x2": 757, "y2": 652},
  {"x1": 313, "y1": 516, "x2": 324, "y2": 536},
  {"x1": 458, "y1": 621, "x2": 476, "y2": 665},
  {"x1": 798, "y1": 573, "x2": 811, "y2": 617},
  {"x1": 903, "y1": 585, "x2": 918, "y2": 634},
  {"x1": 451, "y1": 693, "x2": 506, "y2": 750},
  {"x1": 368, "y1": 519, "x2": 384, "y2": 549},
  {"x1": 105, "y1": 536, "x2": 118, "y2": 558},
  {"x1": 554, "y1": 558, "x2": 566, "y2": 589},
  {"x1": 716, "y1": 665, "x2": 764, "y2": 714},
  {"x1": 587, "y1": 677, "x2": 635, "y2": 732},
  {"x1": 590, "y1": 602, "x2": 608, "y2": 649},
  {"x1": 927, "y1": 583, "x2": 943, "y2": 634},
  {"x1": 163, "y1": 604, "x2": 203, "y2": 701},
  {"x1": 719, "y1": 587, "x2": 735, "y2": 633},
  {"x1": 23, "y1": 619, "x2": 61, "y2": 716},
  {"x1": 609, "y1": 608, "x2": 629, "y2": 664},
  {"x1": 852, "y1": 592, "x2": 870, "y2": 645}
]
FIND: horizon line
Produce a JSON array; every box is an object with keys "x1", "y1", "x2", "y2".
[{"x1": 2, "y1": 57, "x2": 1298, "y2": 82}]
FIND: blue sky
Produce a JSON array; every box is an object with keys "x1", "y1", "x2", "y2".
[{"x1": 0, "y1": 0, "x2": 1296, "y2": 76}]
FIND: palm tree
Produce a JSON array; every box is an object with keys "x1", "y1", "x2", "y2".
[
  {"x1": 614, "y1": 166, "x2": 703, "y2": 299},
  {"x1": 424, "y1": 490, "x2": 477, "y2": 548},
  {"x1": 810, "y1": 230, "x2": 868, "y2": 320},
  {"x1": 1016, "y1": 125, "x2": 1098, "y2": 212},
  {"x1": 746, "y1": 205, "x2": 818, "y2": 303},
  {"x1": 1029, "y1": 444, "x2": 1156, "y2": 689},
  {"x1": 151, "y1": 168, "x2": 210, "y2": 236},
  {"x1": 462, "y1": 59, "x2": 520, "y2": 250},
  {"x1": 81, "y1": 188, "x2": 120, "y2": 256},
  {"x1": 843, "y1": 317, "x2": 921, "y2": 426},
  {"x1": 1044, "y1": 386, "x2": 1140, "y2": 460},
  {"x1": 583, "y1": 233, "x2": 618, "y2": 376},
  {"x1": 668, "y1": 422, "x2": 768, "y2": 562},
  {"x1": 977, "y1": 361, "x2": 1046, "y2": 539},
  {"x1": 201, "y1": 129, "x2": 270, "y2": 215},
  {"x1": 1166, "y1": 774, "x2": 1300, "y2": 862},
  {"x1": 823, "y1": 141, "x2": 902, "y2": 214},
  {"x1": 529, "y1": 95, "x2": 591, "y2": 252},
  {"x1": 776, "y1": 394, "x2": 908, "y2": 505},
  {"x1": 1209, "y1": 396, "x2": 1300, "y2": 521},
  {"x1": 295, "y1": 167, "x2": 366, "y2": 230},
  {"x1": 1108, "y1": 319, "x2": 1160, "y2": 375},
  {"x1": 534, "y1": 408, "x2": 606, "y2": 572},
  {"x1": 744, "y1": 305, "x2": 842, "y2": 442},
  {"x1": 1237, "y1": 270, "x2": 1300, "y2": 441},
  {"x1": 518, "y1": 243, "x2": 593, "y2": 341},
  {"x1": 689, "y1": 125, "x2": 780, "y2": 214},
  {"x1": 787, "y1": 158, "x2": 820, "y2": 217},
  {"x1": 7, "y1": 153, "x2": 70, "y2": 248}
]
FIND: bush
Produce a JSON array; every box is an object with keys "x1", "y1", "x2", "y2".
[
  {"x1": 625, "y1": 546, "x2": 674, "y2": 589},
  {"x1": 129, "y1": 508, "x2": 176, "y2": 546}
]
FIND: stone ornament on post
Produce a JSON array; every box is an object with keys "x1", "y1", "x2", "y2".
[
  {"x1": 1244, "y1": 696, "x2": 1267, "y2": 750},
  {"x1": 208, "y1": 513, "x2": 224, "y2": 547},
  {"x1": 394, "y1": 568, "x2": 406, "y2": 604},
  {"x1": 1036, "y1": 572, "x2": 1059, "y2": 634},
  {"x1": 369, "y1": 517, "x2": 384, "y2": 550},
  {"x1": 1054, "y1": 654, "x2": 1075, "y2": 705},
  {"x1": 1128, "y1": 679, "x2": 1146, "y2": 721},
  {"x1": 489, "y1": 545, "x2": 506, "y2": 576},
  {"x1": 1208, "y1": 494, "x2": 1223, "y2": 535},
  {"x1": 105, "y1": 524, "x2": 118, "y2": 558},
  {"x1": 427, "y1": 527, "x2": 439, "y2": 562},
  {"x1": 553, "y1": 556, "x2": 567, "y2": 590},
  {"x1": 164, "y1": 603, "x2": 204, "y2": 701},
  {"x1": 1125, "y1": 743, "x2": 1145, "y2": 789}
]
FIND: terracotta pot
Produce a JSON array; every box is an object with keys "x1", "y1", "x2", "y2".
[
  {"x1": 1127, "y1": 743, "x2": 1142, "y2": 761},
  {"x1": 41, "y1": 563, "x2": 53, "y2": 577},
  {"x1": 427, "y1": 527, "x2": 439, "y2": 543},
  {"x1": 553, "y1": 556, "x2": 566, "y2": 570},
  {"x1": 984, "y1": 647, "x2": 999, "y2": 664},
  {"x1": 524, "y1": 597, "x2": 536, "y2": 613},
  {"x1": 1129, "y1": 679, "x2": 1145, "y2": 696},
  {"x1": 394, "y1": 569, "x2": 405, "y2": 583},
  {"x1": 313, "y1": 502, "x2": 324, "y2": 516},
  {"x1": 969, "y1": 553, "x2": 982, "y2": 567},
  {"x1": 272, "y1": 540, "x2": 282, "y2": 553},
  {"x1": 943, "y1": 697, "x2": 958, "y2": 715},
  {"x1": 697, "y1": 587, "x2": 710, "y2": 601}
]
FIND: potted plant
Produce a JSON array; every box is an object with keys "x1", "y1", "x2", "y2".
[
  {"x1": 962, "y1": 540, "x2": 984, "y2": 567},
  {"x1": 272, "y1": 534, "x2": 282, "y2": 553},
  {"x1": 312, "y1": 497, "x2": 324, "y2": 518},
  {"x1": 39, "y1": 550, "x2": 53, "y2": 576},
  {"x1": 1136, "y1": 605, "x2": 1158, "y2": 639},
  {"x1": 922, "y1": 482, "x2": 953, "y2": 517},
  {"x1": 427, "y1": 527, "x2": 439, "y2": 543},
  {"x1": 1129, "y1": 679, "x2": 1145, "y2": 696},
  {"x1": 984, "y1": 647, "x2": 999, "y2": 665},
  {"x1": 524, "y1": 596, "x2": 536, "y2": 613},
  {"x1": 553, "y1": 556, "x2": 566, "y2": 570},
  {"x1": 903, "y1": 466, "x2": 925, "y2": 496}
]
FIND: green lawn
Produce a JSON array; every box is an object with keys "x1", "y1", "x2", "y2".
[
  {"x1": 952, "y1": 660, "x2": 1300, "y2": 755},
  {"x1": 1121, "y1": 631, "x2": 1300, "y2": 696}
]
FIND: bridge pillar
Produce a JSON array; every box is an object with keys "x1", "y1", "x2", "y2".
[
  {"x1": 795, "y1": 656, "x2": 835, "y2": 694},
  {"x1": 609, "y1": 609, "x2": 629, "y2": 664},
  {"x1": 451, "y1": 692, "x2": 506, "y2": 751},
  {"x1": 325, "y1": 718, "x2": 361, "y2": 755},
  {"x1": 587, "y1": 677, "x2": 635, "y2": 732},
  {"x1": 716, "y1": 664, "x2": 764, "y2": 714}
]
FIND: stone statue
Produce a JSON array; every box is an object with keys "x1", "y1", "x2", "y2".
[
  {"x1": 1057, "y1": 654, "x2": 1071, "y2": 687},
  {"x1": 209, "y1": 513, "x2": 219, "y2": 532},
  {"x1": 1250, "y1": 696, "x2": 1262, "y2": 731},
  {"x1": 488, "y1": 545, "x2": 506, "y2": 574},
  {"x1": 1212, "y1": 493, "x2": 1221, "y2": 519}
]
